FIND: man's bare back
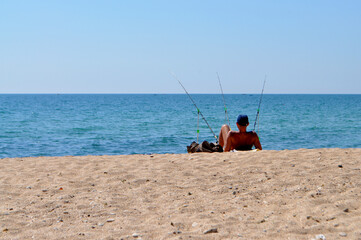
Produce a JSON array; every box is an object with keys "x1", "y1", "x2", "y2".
[
  {"x1": 225, "y1": 131, "x2": 261, "y2": 151},
  {"x1": 219, "y1": 115, "x2": 262, "y2": 152}
]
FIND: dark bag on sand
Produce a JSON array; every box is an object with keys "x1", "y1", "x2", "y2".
[{"x1": 187, "y1": 141, "x2": 223, "y2": 153}]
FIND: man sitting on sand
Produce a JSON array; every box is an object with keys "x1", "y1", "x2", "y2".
[{"x1": 219, "y1": 115, "x2": 262, "y2": 151}]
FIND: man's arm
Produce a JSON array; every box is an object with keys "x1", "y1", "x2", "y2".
[{"x1": 253, "y1": 133, "x2": 262, "y2": 150}]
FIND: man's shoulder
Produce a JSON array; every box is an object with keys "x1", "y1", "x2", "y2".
[
  {"x1": 243, "y1": 131, "x2": 259, "y2": 141},
  {"x1": 247, "y1": 131, "x2": 258, "y2": 135},
  {"x1": 228, "y1": 131, "x2": 239, "y2": 136},
  {"x1": 248, "y1": 131, "x2": 259, "y2": 138}
]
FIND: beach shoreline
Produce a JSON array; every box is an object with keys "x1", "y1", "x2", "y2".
[{"x1": 1, "y1": 148, "x2": 360, "y2": 239}]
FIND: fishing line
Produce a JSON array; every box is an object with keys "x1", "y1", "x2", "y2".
[
  {"x1": 217, "y1": 72, "x2": 230, "y2": 127},
  {"x1": 197, "y1": 108, "x2": 200, "y2": 143},
  {"x1": 253, "y1": 75, "x2": 267, "y2": 132},
  {"x1": 171, "y1": 72, "x2": 219, "y2": 143}
]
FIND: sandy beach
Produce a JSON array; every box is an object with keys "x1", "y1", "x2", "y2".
[{"x1": 1, "y1": 148, "x2": 360, "y2": 239}]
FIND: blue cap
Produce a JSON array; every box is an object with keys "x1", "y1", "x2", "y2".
[{"x1": 237, "y1": 115, "x2": 249, "y2": 126}]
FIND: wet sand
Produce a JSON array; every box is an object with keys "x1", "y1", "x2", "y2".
[{"x1": 1, "y1": 148, "x2": 360, "y2": 239}]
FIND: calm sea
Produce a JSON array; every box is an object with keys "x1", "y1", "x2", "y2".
[{"x1": 0, "y1": 94, "x2": 360, "y2": 158}]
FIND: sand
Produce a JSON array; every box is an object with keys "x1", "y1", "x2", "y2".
[{"x1": 0, "y1": 148, "x2": 360, "y2": 240}]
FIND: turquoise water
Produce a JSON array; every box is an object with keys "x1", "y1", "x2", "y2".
[{"x1": 0, "y1": 94, "x2": 360, "y2": 158}]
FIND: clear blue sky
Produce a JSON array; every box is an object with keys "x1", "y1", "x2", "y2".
[{"x1": 1, "y1": 0, "x2": 360, "y2": 94}]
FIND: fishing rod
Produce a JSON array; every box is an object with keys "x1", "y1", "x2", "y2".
[
  {"x1": 217, "y1": 72, "x2": 230, "y2": 127},
  {"x1": 253, "y1": 75, "x2": 267, "y2": 132},
  {"x1": 171, "y1": 73, "x2": 219, "y2": 143}
]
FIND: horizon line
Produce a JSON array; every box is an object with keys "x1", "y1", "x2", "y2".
[{"x1": 0, "y1": 93, "x2": 360, "y2": 95}]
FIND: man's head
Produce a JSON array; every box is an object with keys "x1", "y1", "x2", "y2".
[{"x1": 237, "y1": 114, "x2": 249, "y2": 126}]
